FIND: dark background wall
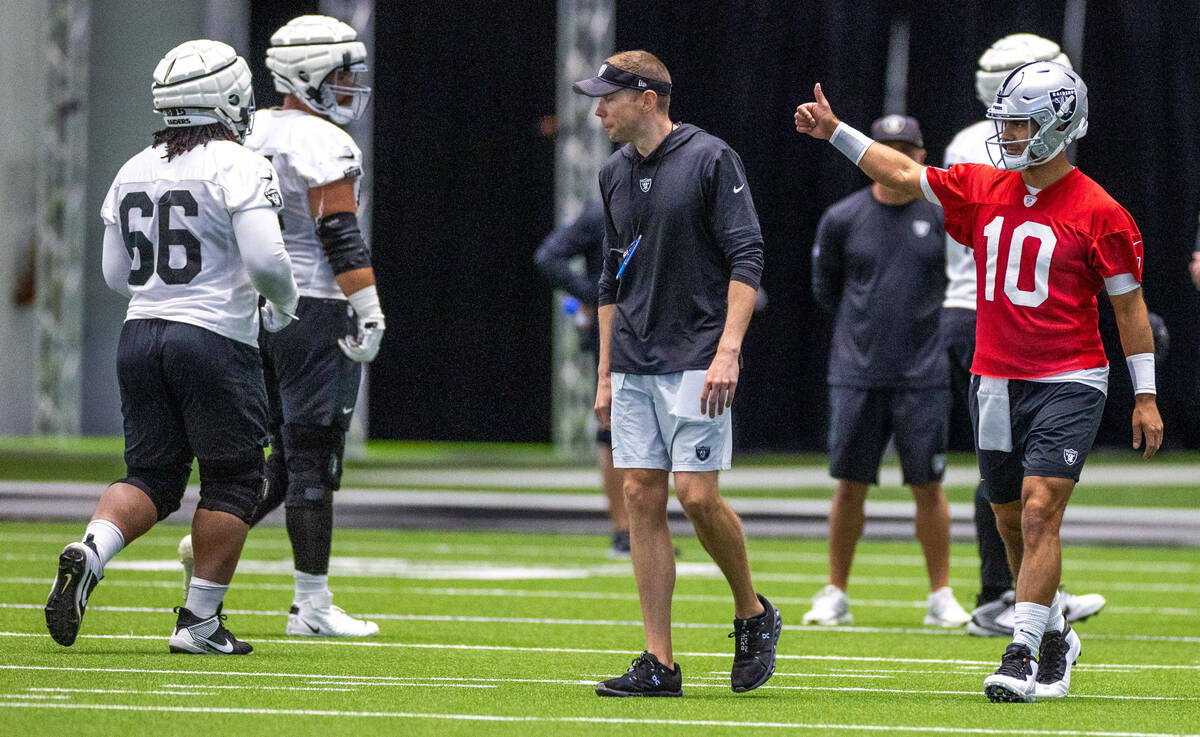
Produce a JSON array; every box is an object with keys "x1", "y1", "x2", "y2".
[{"x1": 252, "y1": 1, "x2": 1200, "y2": 451}]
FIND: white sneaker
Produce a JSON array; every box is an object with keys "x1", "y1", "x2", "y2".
[
  {"x1": 984, "y1": 643, "x2": 1038, "y2": 702},
  {"x1": 801, "y1": 585, "x2": 852, "y2": 625},
  {"x1": 178, "y1": 534, "x2": 193, "y2": 603},
  {"x1": 1035, "y1": 623, "x2": 1081, "y2": 699},
  {"x1": 968, "y1": 589, "x2": 1016, "y2": 637},
  {"x1": 924, "y1": 586, "x2": 971, "y2": 627},
  {"x1": 287, "y1": 591, "x2": 380, "y2": 637},
  {"x1": 1061, "y1": 589, "x2": 1106, "y2": 623}
]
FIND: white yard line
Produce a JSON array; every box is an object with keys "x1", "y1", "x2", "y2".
[
  {"x1": 0, "y1": 701, "x2": 1195, "y2": 736},
  {"x1": 5, "y1": 603, "x2": 1198, "y2": 643},
  {"x1": 3, "y1": 642, "x2": 1198, "y2": 671}
]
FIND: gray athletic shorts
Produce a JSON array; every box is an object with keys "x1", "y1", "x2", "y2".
[
  {"x1": 827, "y1": 385, "x2": 949, "y2": 485},
  {"x1": 260, "y1": 297, "x2": 363, "y2": 430},
  {"x1": 610, "y1": 371, "x2": 732, "y2": 472},
  {"x1": 969, "y1": 375, "x2": 1106, "y2": 504}
]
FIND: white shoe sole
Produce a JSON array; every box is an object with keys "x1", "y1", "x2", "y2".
[
  {"x1": 984, "y1": 677, "x2": 1036, "y2": 703},
  {"x1": 802, "y1": 612, "x2": 852, "y2": 626},
  {"x1": 287, "y1": 615, "x2": 380, "y2": 638},
  {"x1": 924, "y1": 614, "x2": 971, "y2": 627}
]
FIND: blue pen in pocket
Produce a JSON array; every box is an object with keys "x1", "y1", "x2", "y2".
[{"x1": 615, "y1": 234, "x2": 642, "y2": 280}]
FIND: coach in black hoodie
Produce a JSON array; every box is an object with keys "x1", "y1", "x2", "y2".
[{"x1": 574, "y1": 50, "x2": 778, "y2": 699}]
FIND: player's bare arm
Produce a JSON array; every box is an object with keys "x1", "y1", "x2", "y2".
[
  {"x1": 594, "y1": 303, "x2": 615, "y2": 429},
  {"x1": 1109, "y1": 288, "x2": 1163, "y2": 459},
  {"x1": 307, "y1": 175, "x2": 385, "y2": 361},
  {"x1": 794, "y1": 83, "x2": 925, "y2": 200},
  {"x1": 701, "y1": 280, "x2": 755, "y2": 418},
  {"x1": 308, "y1": 177, "x2": 376, "y2": 295}
]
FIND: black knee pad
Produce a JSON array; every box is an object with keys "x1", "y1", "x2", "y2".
[
  {"x1": 280, "y1": 423, "x2": 345, "y2": 509},
  {"x1": 197, "y1": 452, "x2": 266, "y2": 524},
  {"x1": 120, "y1": 463, "x2": 192, "y2": 521}
]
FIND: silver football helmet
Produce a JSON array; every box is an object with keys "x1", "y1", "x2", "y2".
[
  {"x1": 985, "y1": 61, "x2": 1088, "y2": 171},
  {"x1": 267, "y1": 15, "x2": 371, "y2": 124},
  {"x1": 152, "y1": 40, "x2": 255, "y2": 142},
  {"x1": 975, "y1": 33, "x2": 1072, "y2": 107}
]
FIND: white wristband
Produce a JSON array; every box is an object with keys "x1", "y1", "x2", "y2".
[
  {"x1": 1126, "y1": 352, "x2": 1155, "y2": 395},
  {"x1": 347, "y1": 285, "x2": 385, "y2": 324},
  {"x1": 830, "y1": 122, "x2": 874, "y2": 165}
]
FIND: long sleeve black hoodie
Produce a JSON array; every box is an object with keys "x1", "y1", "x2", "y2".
[{"x1": 597, "y1": 123, "x2": 764, "y2": 375}]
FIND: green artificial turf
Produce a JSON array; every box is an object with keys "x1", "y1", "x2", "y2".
[{"x1": 1, "y1": 522, "x2": 1197, "y2": 736}]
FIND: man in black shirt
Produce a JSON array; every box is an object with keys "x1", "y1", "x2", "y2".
[
  {"x1": 573, "y1": 50, "x2": 779, "y2": 698},
  {"x1": 533, "y1": 202, "x2": 629, "y2": 556},
  {"x1": 804, "y1": 115, "x2": 972, "y2": 630}
]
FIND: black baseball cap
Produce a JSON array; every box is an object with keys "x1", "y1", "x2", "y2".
[
  {"x1": 870, "y1": 114, "x2": 924, "y2": 147},
  {"x1": 573, "y1": 62, "x2": 672, "y2": 97}
]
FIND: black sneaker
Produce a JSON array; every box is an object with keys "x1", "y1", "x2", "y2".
[
  {"x1": 607, "y1": 530, "x2": 631, "y2": 559},
  {"x1": 983, "y1": 643, "x2": 1037, "y2": 702},
  {"x1": 595, "y1": 651, "x2": 682, "y2": 697},
  {"x1": 730, "y1": 593, "x2": 782, "y2": 692},
  {"x1": 44, "y1": 536, "x2": 103, "y2": 647},
  {"x1": 168, "y1": 606, "x2": 253, "y2": 655}
]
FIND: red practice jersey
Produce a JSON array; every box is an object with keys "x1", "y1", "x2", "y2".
[{"x1": 922, "y1": 164, "x2": 1143, "y2": 379}]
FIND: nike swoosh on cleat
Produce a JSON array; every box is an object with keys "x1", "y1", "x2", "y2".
[
  {"x1": 61, "y1": 573, "x2": 72, "y2": 593},
  {"x1": 203, "y1": 636, "x2": 235, "y2": 654},
  {"x1": 302, "y1": 619, "x2": 320, "y2": 634}
]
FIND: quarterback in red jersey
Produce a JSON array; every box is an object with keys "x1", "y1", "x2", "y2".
[{"x1": 795, "y1": 61, "x2": 1162, "y2": 703}]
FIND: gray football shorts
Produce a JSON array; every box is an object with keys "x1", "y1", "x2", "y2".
[
  {"x1": 610, "y1": 370, "x2": 732, "y2": 472},
  {"x1": 969, "y1": 375, "x2": 1106, "y2": 504},
  {"x1": 260, "y1": 297, "x2": 363, "y2": 430}
]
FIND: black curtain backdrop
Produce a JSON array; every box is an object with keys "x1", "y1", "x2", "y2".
[{"x1": 257, "y1": 1, "x2": 1200, "y2": 451}]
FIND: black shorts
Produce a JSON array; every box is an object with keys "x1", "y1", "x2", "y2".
[
  {"x1": 261, "y1": 297, "x2": 363, "y2": 430},
  {"x1": 968, "y1": 375, "x2": 1106, "y2": 504},
  {"x1": 118, "y1": 319, "x2": 268, "y2": 467},
  {"x1": 828, "y1": 386, "x2": 949, "y2": 485}
]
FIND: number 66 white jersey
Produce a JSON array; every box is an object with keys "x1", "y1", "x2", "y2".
[{"x1": 100, "y1": 140, "x2": 285, "y2": 347}]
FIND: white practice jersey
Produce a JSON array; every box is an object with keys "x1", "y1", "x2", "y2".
[
  {"x1": 245, "y1": 108, "x2": 363, "y2": 300},
  {"x1": 100, "y1": 141, "x2": 285, "y2": 346},
  {"x1": 941, "y1": 119, "x2": 992, "y2": 310}
]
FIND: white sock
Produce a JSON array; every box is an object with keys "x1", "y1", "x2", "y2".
[
  {"x1": 185, "y1": 577, "x2": 228, "y2": 619},
  {"x1": 84, "y1": 519, "x2": 125, "y2": 568},
  {"x1": 1045, "y1": 591, "x2": 1065, "y2": 633},
  {"x1": 1012, "y1": 601, "x2": 1050, "y2": 655},
  {"x1": 294, "y1": 571, "x2": 329, "y2": 604}
]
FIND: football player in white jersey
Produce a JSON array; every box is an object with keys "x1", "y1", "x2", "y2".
[
  {"x1": 938, "y1": 34, "x2": 1107, "y2": 638},
  {"x1": 45, "y1": 40, "x2": 299, "y2": 655},
  {"x1": 181, "y1": 14, "x2": 384, "y2": 637}
]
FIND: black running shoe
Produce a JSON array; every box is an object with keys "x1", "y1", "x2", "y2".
[
  {"x1": 983, "y1": 643, "x2": 1037, "y2": 702},
  {"x1": 595, "y1": 651, "x2": 682, "y2": 697},
  {"x1": 168, "y1": 606, "x2": 253, "y2": 655},
  {"x1": 44, "y1": 536, "x2": 103, "y2": 647},
  {"x1": 730, "y1": 593, "x2": 782, "y2": 692},
  {"x1": 607, "y1": 530, "x2": 631, "y2": 559}
]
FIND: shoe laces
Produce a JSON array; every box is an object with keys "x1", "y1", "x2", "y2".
[
  {"x1": 626, "y1": 652, "x2": 658, "y2": 680},
  {"x1": 1038, "y1": 631, "x2": 1068, "y2": 682},
  {"x1": 995, "y1": 644, "x2": 1034, "y2": 679},
  {"x1": 729, "y1": 613, "x2": 764, "y2": 655}
]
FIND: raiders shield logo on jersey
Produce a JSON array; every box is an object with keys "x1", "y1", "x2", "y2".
[
  {"x1": 695, "y1": 446, "x2": 710, "y2": 461},
  {"x1": 1063, "y1": 448, "x2": 1079, "y2": 465},
  {"x1": 265, "y1": 188, "x2": 282, "y2": 207},
  {"x1": 639, "y1": 177, "x2": 653, "y2": 193},
  {"x1": 912, "y1": 220, "x2": 931, "y2": 237}
]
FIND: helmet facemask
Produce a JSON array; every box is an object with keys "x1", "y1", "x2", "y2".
[{"x1": 312, "y1": 65, "x2": 371, "y2": 124}]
